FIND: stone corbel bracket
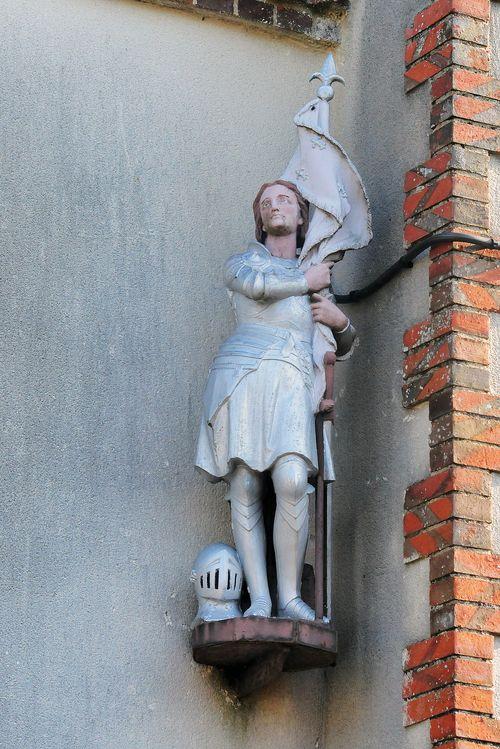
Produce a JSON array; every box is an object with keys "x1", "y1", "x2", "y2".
[{"x1": 137, "y1": 0, "x2": 346, "y2": 47}]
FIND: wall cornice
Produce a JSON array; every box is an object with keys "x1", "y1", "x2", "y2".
[{"x1": 137, "y1": 0, "x2": 346, "y2": 46}]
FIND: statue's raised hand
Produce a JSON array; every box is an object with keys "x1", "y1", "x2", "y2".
[{"x1": 304, "y1": 262, "x2": 334, "y2": 292}]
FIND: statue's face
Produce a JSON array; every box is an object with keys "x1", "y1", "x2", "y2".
[{"x1": 259, "y1": 184, "x2": 303, "y2": 238}]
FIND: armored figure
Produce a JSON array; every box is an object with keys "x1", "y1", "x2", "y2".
[{"x1": 195, "y1": 180, "x2": 356, "y2": 621}]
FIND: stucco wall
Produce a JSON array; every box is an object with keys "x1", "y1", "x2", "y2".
[
  {"x1": 322, "y1": 0, "x2": 432, "y2": 747},
  {"x1": 2, "y1": 0, "x2": 431, "y2": 747}
]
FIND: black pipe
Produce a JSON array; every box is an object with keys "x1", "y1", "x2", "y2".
[{"x1": 334, "y1": 232, "x2": 500, "y2": 304}]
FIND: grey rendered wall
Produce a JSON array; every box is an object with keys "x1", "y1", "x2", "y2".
[
  {"x1": 1, "y1": 0, "x2": 432, "y2": 748},
  {"x1": 322, "y1": 0, "x2": 433, "y2": 746},
  {"x1": 0, "y1": 2, "x2": 326, "y2": 747}
]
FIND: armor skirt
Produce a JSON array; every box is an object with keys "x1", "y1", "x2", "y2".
[{"x1": 195, "y1": 358, "x2": 334, "y2": 483}]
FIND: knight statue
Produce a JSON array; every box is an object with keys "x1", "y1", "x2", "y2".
[{"x1": 194, "y1": 54, "x2": 372, "y2": 622}]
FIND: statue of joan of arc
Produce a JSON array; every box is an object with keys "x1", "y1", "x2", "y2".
[
  {"x1": 195, "y1": 179, "x2": 357, "y2": 621},
  {"x1": 195, "y1": 55, "x2": 372, "y2": 622}
]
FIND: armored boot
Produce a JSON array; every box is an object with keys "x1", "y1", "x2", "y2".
[
  {"x1": 272, "y1": 455, "x2": 315, "y2": 621},
  {"x1": 229, "y1": 465, "x2": 272, "y2": 617}
]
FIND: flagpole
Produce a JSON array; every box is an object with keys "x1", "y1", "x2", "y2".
[{"x1": 309, "y1": 52, "x2": 345, "y2": 135}]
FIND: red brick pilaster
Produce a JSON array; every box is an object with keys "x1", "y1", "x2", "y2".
[{"x1": 402, "y1": 0, "x2": 500, "y2": 744}]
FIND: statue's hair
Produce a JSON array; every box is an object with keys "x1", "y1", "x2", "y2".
[{"x1": 253, "y1": 180, "x2": 309, "y2": 245}]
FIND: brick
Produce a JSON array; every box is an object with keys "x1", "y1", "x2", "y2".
[
  {"x1": 403, "y1": 318, "x2": 431, "y2": 349},
  {"x1": 405, "y1": 199, "x2": 489, "y2": 246},
  {"x1": 431, "y1": 413, "x2": 500, "y2": 447},
  {"x1": 454, "y1": 282, "x2": 500, "y2": 311},
  {"x1": 406, "y1": 58, "x2": 447, "y2": 93},
  {"x1": 453, "y1": 440, "x2": 500, "y2": 470},
  {"x1": 448, "y1": 310, "x2": 490, "y2": 338},
  {"x1": 404, "y1": 496, "x2": 453, "y2": 534},
  {"x1": 431, "y1": 713, "x2": 500, "y2": 743},
  {"x1": 403, "y1": 307, "x2": 489, "y2": 351},
  {"x1": 404, "y1": 521, "x2": 454, "y2": 560},
  {"x1": 431, "y1": 308, "x2": 490, "y2": 342},
  {"x1": 196, "y1": 0, "x2": 233, "y2": 12},
  {"x1": 403, "y1": 657, "x2": 492, "y2": 698},
  {"x1": 431, "y1": 119, "x2": 500, "y2": 153},
  {"x1": 237, "y1": 0, "x2": 273, "y2": 23},
  {"x1": 403, "y1": 365, "x2": 451, "y2": 406},
  {"x1": 431, "y1": 438, "x2": 500, "y2": 471},
  {"x1": 452, "y1": 173, "x2": 488, "y2": 202},
  {"x1": 405, "y1": 42, "x2": 453, "y2": 92},
  {"x1": 451, "y1": 39, "x2": 489, "y2": 71},
  {"x1": 404, "y1": 339, "x2": 452, "y2": 377},
  {"x1": 431, "y1": 390, "x2": 500, "y2": 419},
  {"x1": 450, "y1": 15, "x2": 489, "y2": 46},
  {"x1": 425, "y1": 195, "x2": 489, "y2": 229},
  {"x1": 405, "y1": 466, "x2": 490, "y2": 508},
  {"x1": 453, "y1": 389, "x2": 500, "y2": 418},
  {"x1": 404, "y1": 335, "x2": 488, "y2": 378},
  {"x1": 404, "y1": 173, "x2": 453, "y2": 219},
  {"x1": 404, "y1": 209, "x2": 452, "y2": 245},
  {"x1": 431, "y1": 576, "x2": 500, "y2": 606},
  {"x1": 431, "y1": 601, "x2": 500, "y2": 634},
  {"x1": 449, "y1": 197, "x2": 489, "y2": 227},
  {"x1": 432, "y1": 94, "x2": 500, "y2": 129},
  {"x1": 431, "y1": 68, "x2": 500, "y2": 101},
  {"x1": 405, "y1": 0, "x2": 490, "y2": 40},
  {"x1": 446, "y1": 144, "x2": 490, "y2": 175},
  {"x1": 408, "y1": 40, "x2": 489, "y2": 89},
  {"x1": 403, "y1": 223, "x2": 435, "y2": 246},
  {"x1": 436, "y1": 742, "x2": 500, "y2": 749},
  {"x1": 275, "y1": 6, "x2": 312, "y2": 33},
  {"x1": 451, "y1": 493, "x2": 491, "y2": 521},
  {"x1": 405, "y1": 16, "x2": 488, "y2": 67},
  {"x1": 431, "y1": 439, "x2": 453, "y2": 469},
  {"x1": 405, "y1": 152, "x2": 452, "y2": 191},
  {"x1": 428, "y1": 235, "x2": 499, "y2": 262},
  {"x1": 451, "y1": 362, "x2": 489, "y2": 391},
  {"x1": 431, "y1": 280, "x2": 500, "y2": 312},
  {"x1": 429, "y1": 252, "x2": 500, "y2": 287},
  {"x1": 404, "y1": 361, "x2": 489, "y2": 408},
  {"x1": 430, "y1": 547, "x2": 500, "y2": 580},
  {"x1": 403, "y1": 630, "x2": 493, "y2": 670},
  {"x1": 452, "y1": 518, "x2": 491, "y2": 548},
  {"x1": 404, "y1": 147, "x2": 488, "y2": 194},
  {"x1": 406, "y1": 19, "x2": 451, "y2": 65},
  {"x1": 455, "y1": 282, "x2": 500, "y2": 312},
  {"x1": 405, "y1": 518, "x2": 490, "y2": 561},
  {"x1": 405, "y1": 684, "x2": 493, "y2": 725},
  {"x1": 405, "y1": 492, "x2": 491, "y2": 532}
]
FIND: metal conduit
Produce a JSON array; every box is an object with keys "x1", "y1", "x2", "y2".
[{"x1": 333, "y1": 232, "x2": 500, "y2": 304}]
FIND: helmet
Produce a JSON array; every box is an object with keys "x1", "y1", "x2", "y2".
[{"x1": 190, "y1": 543, "x2": 243, "y2": 626}]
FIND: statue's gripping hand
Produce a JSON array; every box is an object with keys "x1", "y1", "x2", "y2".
[
  {"x1": 310, "y1": 293, "x2": 348, "y2": 331},
  {"x1": 303, "y1": 263, "x2": 334, "y2": 293},
  {"x1": 310, "y1": 293, "x2": 357, "y2": 358}
]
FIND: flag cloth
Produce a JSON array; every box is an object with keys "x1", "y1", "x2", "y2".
[{"x1": 281, "y1": 97, "x2": 372, "y2": 409}]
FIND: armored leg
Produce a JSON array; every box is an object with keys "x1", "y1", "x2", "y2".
[
  {"x1": 228, "y1": 464, "x2": 272, "y2": 617},
  {"x1": 272, "y1": 454, "x2": 315, "y2": 621}
]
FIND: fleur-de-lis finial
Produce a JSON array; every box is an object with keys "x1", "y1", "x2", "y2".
[{"x1": 309, "y1": 53, "x2": 345, "y2": 102}]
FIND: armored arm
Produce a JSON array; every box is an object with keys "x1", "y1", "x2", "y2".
[
  {"x1": 224, "y1": 253, "x2": 309, "y2": 301},
  {"x1": 333, "y1": 319, "x2": 357, "y2": 359}
]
